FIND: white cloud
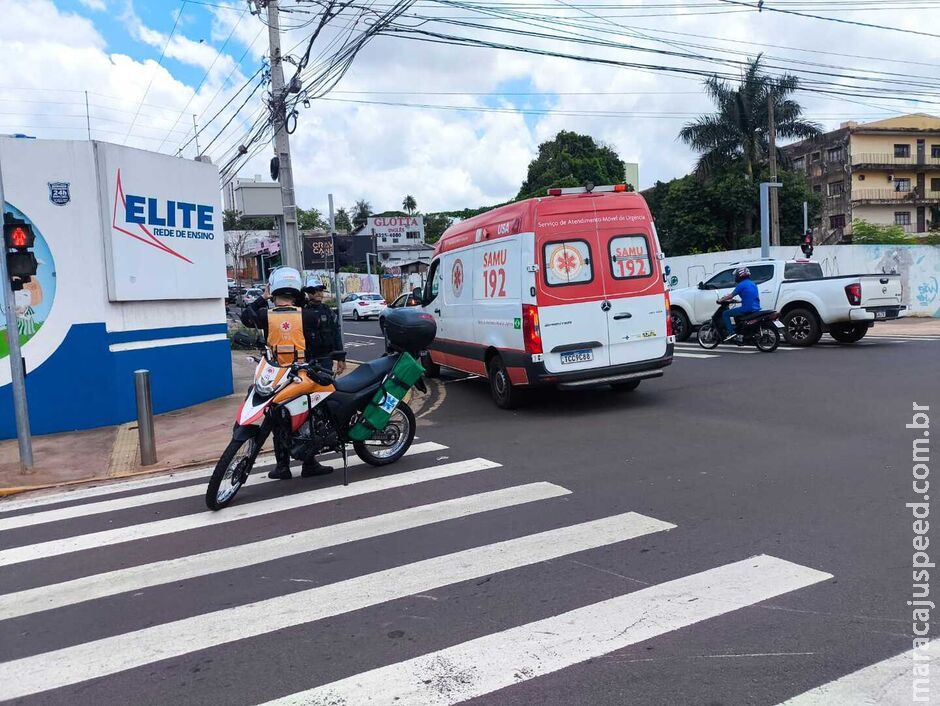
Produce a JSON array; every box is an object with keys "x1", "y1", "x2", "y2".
[{"x1": 78, "y1": 0, "x2": 106, "y2": 11}]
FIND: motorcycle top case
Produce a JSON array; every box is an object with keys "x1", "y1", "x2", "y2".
[
  {"x1": 384, "y1": 308, "x2": 437, "y2": 354},
  {"x1": 348, "y1": 352, "x2": 425, "y2": 441}
]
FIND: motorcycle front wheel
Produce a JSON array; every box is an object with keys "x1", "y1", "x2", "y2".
[
  {"x1": 755, "y1": 326, "x2": 780, "y2": 352},
  {"x1": 206, "y1": 436, "x2": 259, "y2": 510},
  {"x1": 353, "y1": 403, "x2": 417, "y2": 466},
  {"x1": 697, "y1": 323, "x2": 720, "y2": 349}
]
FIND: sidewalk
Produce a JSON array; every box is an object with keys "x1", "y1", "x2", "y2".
[
  {"x1": 0, "y1": 352, "x2": 269, "y2": 497},
  {"x1": 869, "y1": 316, "x2": 940, "y2": 336}
]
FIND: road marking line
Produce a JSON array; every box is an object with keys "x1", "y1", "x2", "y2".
[
  {"x1": 259, "y1": 555, "x2": 831, "y2": 706},
  {"x1": 0, "y1": 443, "x2": 447, "y2": 533},
  {"x1": 674, "y1": 352, "x2": 719, "y2": 359},
  {"x1": 0, "y1": 458, "x2": 502, "y2": 568},
  {"x1": 777, "y1": 643, "x2": 936, "y2": 705},
  {"x1": 0, "y1": 512, "x2": 676, "y2": 701},
  {"x1": 0, "y1": 483, "x2": 570, "y2": 621},
  {"x1": 675, "y1": 345, "x2": 756, "y2": 355},
  {"x1": 344, "y1": 333, "x2": 385, "y2": 340}
]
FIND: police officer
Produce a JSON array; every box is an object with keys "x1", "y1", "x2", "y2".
[{"x1": 302, "y1": 274, "x2": 347, "y2": 376}]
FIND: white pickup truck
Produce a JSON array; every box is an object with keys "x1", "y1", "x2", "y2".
[{"x1": 668, "y1": 259, "x2": 905, "y2": 346}]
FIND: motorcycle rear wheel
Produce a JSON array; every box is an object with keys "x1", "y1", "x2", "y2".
[
  {"x1": 755, "y1": 326, "x2": 780, "y2": 352},
  {"x1": 697, "y1": 323, "x2": 720, "y2": 349},
  {"x1": 206, "y1": 437, "x2": 259, "y2": 510},
  {"x1": 353, "y1": 403, "x2": 416, "y2": 466}
]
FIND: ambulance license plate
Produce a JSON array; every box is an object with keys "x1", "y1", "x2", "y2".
[{"x1": 560, "y1": 349, "x2": 593, "y2": 365}]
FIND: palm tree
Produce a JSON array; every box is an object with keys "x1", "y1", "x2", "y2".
[
  {"x1": 679, "y1": 55, "x2": 820, "y2": 180},
  {"x1": 402, "y1": 195, "x2": 417, "y2": 214},
  {"x1": 351, "y1": 199, "x2": 372, "y2": 230}
]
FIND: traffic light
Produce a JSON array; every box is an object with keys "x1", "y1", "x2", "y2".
[
  {"x1": 332, "y1": 234, "x2": 352, "y2": 273},
  {"x1": 800, "y1": 229, "x2": 814, "y2": 257},
  {"x1": 3, "y1": 216, "x2": 38, "y2": 289}
]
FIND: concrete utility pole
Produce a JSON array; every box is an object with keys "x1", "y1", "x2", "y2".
[
  {"x1": 760, "y1": 181, "x2": 783, "y2": 258},
  {"x1": 0, "y1": 153, "x2": 34, "y2": 472},
  {"x1": 768, "y1": 93, "x2": 780, "y2": 247},
  {"x1": 265, "y1": 0, "x2": 302, "y2": 270},
  {"x1": 328, "y1": 193, "x2": 344, "y2": 342}
]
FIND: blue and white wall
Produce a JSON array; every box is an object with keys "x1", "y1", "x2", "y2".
[
  {"x1": 665, "y1": 244, "x2": 940, "y2": 317},
  {"x1": 0, "y1": 138, "x2": 232, "y2": 439}
]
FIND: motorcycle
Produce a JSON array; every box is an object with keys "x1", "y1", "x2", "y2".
[
  {"x1": 206, "y1": 309, "x2": 435, "y2": 510},
  {"x1": 696, "y1": 300, "x2": 783, "y2": 353}
]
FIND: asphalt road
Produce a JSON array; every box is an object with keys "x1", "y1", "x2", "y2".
[{"x1": 0, "y1": 323, "x2": 937, "y2": 705}]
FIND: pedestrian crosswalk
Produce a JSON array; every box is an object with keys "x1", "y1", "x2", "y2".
[{"x1": 0, "y1": 438, "x2": 911, "y2": 704}]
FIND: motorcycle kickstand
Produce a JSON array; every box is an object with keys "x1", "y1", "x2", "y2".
[{"x1": 341, "y1": 445, "x2": 349, "y2": 487}]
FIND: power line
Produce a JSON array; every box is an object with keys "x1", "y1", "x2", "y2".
[{"x1": 123, "y1": 1, "x2": 188, "y2": 145}]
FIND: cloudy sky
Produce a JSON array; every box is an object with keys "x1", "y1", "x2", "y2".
[{"x1": 2, "y1": 0, "x2": 939, "y2": 216}]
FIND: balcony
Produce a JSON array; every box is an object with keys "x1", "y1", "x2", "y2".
[
  {"x1": 851, "y1": 189, "x2": 940, "y2": 204},
  {"x1": 851, "y1": 153, "x2": 940, "y2": 170}
]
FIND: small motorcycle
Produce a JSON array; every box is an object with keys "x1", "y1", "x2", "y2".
[
  {"x1": 207, "y1": 310, "x2": 435, "y2": 510},
  {"x1": 697, "y1": 300, "x2": 782, "y2": 353}
]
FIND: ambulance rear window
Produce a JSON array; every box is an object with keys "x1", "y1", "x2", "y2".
[
  {"x1": 609, "y1": 235, "x2": 652, "y2": 279},
  {"x1": 543, "y1": 240, "x2": 593, "y2": 287}
]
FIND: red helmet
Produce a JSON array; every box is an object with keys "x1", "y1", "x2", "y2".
[{"x1": 734, "y1": 267, "x2": 751, "y2": 281}]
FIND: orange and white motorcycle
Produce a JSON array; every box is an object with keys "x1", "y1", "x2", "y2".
[{"x1": 206, "y1": 351, "x2": 422, "y2": 510}]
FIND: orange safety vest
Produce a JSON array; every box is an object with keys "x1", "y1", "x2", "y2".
[{"x1": 267, "y1": 307, "x2": 306, "y2": 365}]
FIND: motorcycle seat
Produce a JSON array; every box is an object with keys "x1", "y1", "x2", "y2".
[
  {"x1": 736, "y1": 310, "x2": 775, "y2": 321},
  {"x1": 334, "y1": 356, "x2": 396, "y2": 393}
]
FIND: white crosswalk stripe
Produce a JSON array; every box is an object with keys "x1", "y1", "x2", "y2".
[
  {"x1": 0, "y1": 458, "x2": 501, "y2": 567},
  {"x1": 0, "y1": 436, "x2": 899, "y2": 705},
  {"x1": 262, "y1": 555, "x2": 831, "y2": 706},
  {"x1": 0, "y1": 442, "x2": 447, "y2": 532}
]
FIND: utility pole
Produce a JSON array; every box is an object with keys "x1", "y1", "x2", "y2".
[
  {"x1": 264, "y1": 0, "x2": 302, "y2": 270},
  {"x1": 760, "y1": 181, "x2": 783, "y2": 258},
  {"x1": 328, "y1": 193, "x2": 343, "y2": 342},
  {"x1": 192, "y1": 115, "x2": 201, "y2": 156},
  {"x1": 0, "y1": 153, "x2": 34, "y2": 472},
  {"x1": 768, "y1": 93, "x2": 780, "y2": 247},
  {"x1": 84, "y1": 91, "x2": 91, "y2": 140}
]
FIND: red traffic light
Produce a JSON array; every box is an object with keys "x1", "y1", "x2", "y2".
[
  {"x1": 11, "y1": 227, "x2": 27, "y2": 248},
  {"x1": 4, "y1": 221, "x2": 35, "y2": 251}
]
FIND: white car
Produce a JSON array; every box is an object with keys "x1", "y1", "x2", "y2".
[{"x1": 341, "y1": 292, "x2": 387, "y2": 320}]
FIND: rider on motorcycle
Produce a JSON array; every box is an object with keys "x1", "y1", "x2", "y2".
[
  {"x1": 240, "y1": 267, "x2": 347, "y2": 480},
  {"x1": 719, "y1": 267, "x2": 761, "y2": 341}
]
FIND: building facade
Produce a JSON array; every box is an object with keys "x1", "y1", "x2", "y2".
[{"x1": 783, "y1": 114, "x2": 940, "y2": 243}]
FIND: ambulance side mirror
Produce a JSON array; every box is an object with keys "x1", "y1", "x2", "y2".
[{"x1": 413, "y1": 287, "x2": 423, "y2": 302}]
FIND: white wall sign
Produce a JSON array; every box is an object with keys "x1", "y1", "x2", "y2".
[{"x1": 366, "y1": 216, "x2": 425, "y2": 245}]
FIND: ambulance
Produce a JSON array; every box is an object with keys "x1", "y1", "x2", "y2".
[{"x1": 419, "y1": 184, "x2": 674, "y2": 408}]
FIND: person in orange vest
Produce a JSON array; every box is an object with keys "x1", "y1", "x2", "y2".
[{"x1": 240, "y1": 267, "x2": 346, "y2": 480}]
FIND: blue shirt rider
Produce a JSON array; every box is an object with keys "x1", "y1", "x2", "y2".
[{"x1": 719, "y1": 267, "x2": 760, "y2": 341}]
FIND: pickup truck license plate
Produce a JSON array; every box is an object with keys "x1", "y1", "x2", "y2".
[
  {"x1": 560, "y1": 349, "x2": 593, "y2": 365},
  {"x1": 875, "y1": 310, "x2": 887, "y2": 319}
]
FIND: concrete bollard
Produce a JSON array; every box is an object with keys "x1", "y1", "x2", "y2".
[{"x1": 134, "y1": 369, "x2": 157, "y2": 466}]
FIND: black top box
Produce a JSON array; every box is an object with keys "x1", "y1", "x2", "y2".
[{"x1": 384, "y1": 308, "x2": 437, "y2": 354}]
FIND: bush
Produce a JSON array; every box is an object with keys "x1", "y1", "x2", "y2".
[{"x1": 851, "y1": 219, "x2": 940, "y2": 245}]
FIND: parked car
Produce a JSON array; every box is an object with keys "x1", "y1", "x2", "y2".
[
  {"x1": 668, "y1": 259, "x2": 904, "y2": 345},
  {"x1": 238, "y1": 287, "x2": 264, "y2": 307},
  {"x1": 379, "y1": 291, "x2": 421, "y2": 332},
  {"x1": 341, "y1": 293, "x2": 387, "y2": 320},
  {"x1": 226, "y1": 278, "x2": 236, "y2": 288},
  {"x1": 419, "y1": 183, "x2": 674, "y2": 408}
]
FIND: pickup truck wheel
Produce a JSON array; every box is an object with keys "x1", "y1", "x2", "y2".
[
  {"x1": 671, "y1": 308, "x2": 692, "y2": 342},
  {"x1": 782, "y1": 308, "x2": 822, "y2": 346},
  {"x1": 829, "y1": 323, "x2": 868, "y2": 343}
]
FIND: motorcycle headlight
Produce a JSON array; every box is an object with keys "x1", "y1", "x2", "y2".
[{"x1": 255, "y1": 362, "x2": 279, "y2": 396}]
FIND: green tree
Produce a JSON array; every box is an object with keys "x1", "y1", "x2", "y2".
[
  {"x1": 402, "y1": 195, "x2": 417, "y2": 214},
  {"x1": 679, "y1": 55, "x2": 820, "y2": 179},
  {"x1": 222, "y1": 209, "x2": 275, "y2": 231},
  {"x1": 352, "y1": 199, "x2": 373, "y2": 230},
  {"x1": 334, "y1": 207, "x2": 353, "y2": 232},
  {"x1": 424, "y1": 213, "x2": 454, "y2": 244},
  {"x1": 516, "y1": 131, "x2": 626, "y2": 200},
  {"x1": 297, "y1": 207, "x2": 327, "y2": 231}
]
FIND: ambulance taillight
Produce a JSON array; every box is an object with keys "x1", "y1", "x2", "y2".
[
  {"x1": 664, "y1": 291, "x2": 673, "y2": 337},
  {"x1": 522, "y1": 304, "x2": 543, "y2": 354}
]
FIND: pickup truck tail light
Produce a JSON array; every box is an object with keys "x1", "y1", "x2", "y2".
[
  {"x1": 845, "y1": 283, "x2": 862, "y2": 306},
  {"x1": 664, "y1": 291, "x2": 673, "y2": 337},
  {"x1": 522, "y1": 304, "x2": 543, "y2": 354}
]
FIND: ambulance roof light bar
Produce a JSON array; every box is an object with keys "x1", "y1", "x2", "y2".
[{"x1": 546, "y1": 184, "x2": 632, "y2": 196}]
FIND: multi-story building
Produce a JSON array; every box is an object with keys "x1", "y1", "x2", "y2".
[{"x1": 783, "y1": 114, "x2": 940, "y2": 242}]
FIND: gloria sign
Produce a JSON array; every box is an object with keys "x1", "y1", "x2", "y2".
[
  {"x1": 365, "y1": 215, "x2": 425, "y2": 244},
  {"x1": 98, "y1": 142, "x2": 225, "y2": 300}
]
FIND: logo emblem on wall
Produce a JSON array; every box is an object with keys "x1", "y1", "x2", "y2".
[
  {"x1": 48, "y1": 182, "x2": 70, "y2": 206},
  {"x1": 452, "y1": 258, "x2": 464, "y2": 297}
]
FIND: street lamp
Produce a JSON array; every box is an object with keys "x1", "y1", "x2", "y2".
[{"x1": 366, "y1": 252, "x2": 380, "y2": 277}]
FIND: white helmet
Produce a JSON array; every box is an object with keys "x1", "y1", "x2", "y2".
[
  {"x1": 268, "y1": 267, "x2": 303, "y2": 299},
  {"x1": 303, "y1": 274, "x2": 326, "y2": 293}
]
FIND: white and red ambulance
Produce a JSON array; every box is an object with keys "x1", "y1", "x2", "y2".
[{"x1": 419, "y1": 184, "x2": 674, "y2": 408}]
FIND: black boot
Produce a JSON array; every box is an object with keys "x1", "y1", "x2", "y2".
[
  {"x1": 268, "y1": 464, "x2": 293, "y2": 480},
  {"x1": 301, "y1": 457, "x2": 334, "y2": 477}
]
